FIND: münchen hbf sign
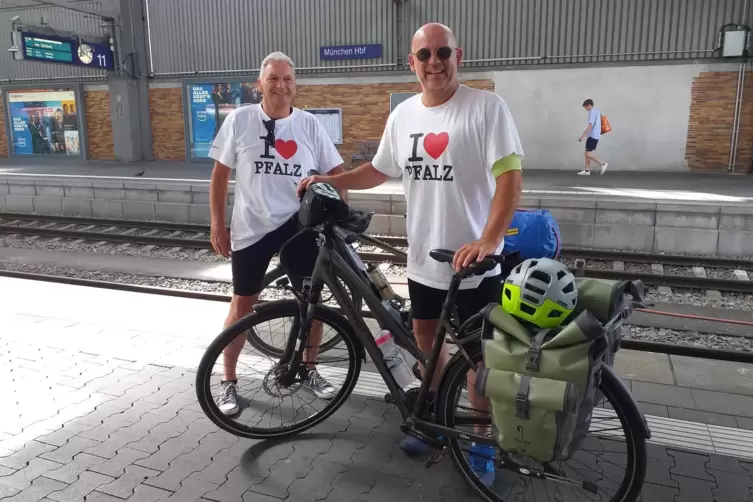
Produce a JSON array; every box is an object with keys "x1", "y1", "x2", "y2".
[{"x1": 320, "y1": 43, "x2": 382, "y2": 61}]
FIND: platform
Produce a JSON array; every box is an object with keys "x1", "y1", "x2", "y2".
[
  {"x1": 2, "y1": 277, "x2": 753, "y2": 501},
  {"x1": 2, "y1": 162, "x2": 753, "y2": 256}
]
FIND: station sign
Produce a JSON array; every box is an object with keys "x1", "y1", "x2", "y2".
[
  {"x1": 320, "y1": 43, "x2": 382, "y2": 61},
  {"x1": 19, "y1": 31, "x2": 115, "y2": 70}
]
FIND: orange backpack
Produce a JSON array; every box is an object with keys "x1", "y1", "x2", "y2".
[{"x1": 601, "y1": 114, "x2": 612, "y2": 135}]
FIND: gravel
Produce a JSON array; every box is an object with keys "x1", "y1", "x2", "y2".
[
  {"x1": 663, "y1": 265, "x2": 693, "y2": 276},
  {"x1": 705, "y1": 267, "x2": 737, "y2": 280},
  {"x1": 625, "y1": 326, "x2": 753, "y2": 352},
  {"x1": 0, "y1": 234, "x2": 225, "y2": 263},
  {"x1": 646, "y1": 286, "x2": 753, "y2": 309},
  {"x1": 624, "y1": 262, "x2": 654, "y2": 274}
]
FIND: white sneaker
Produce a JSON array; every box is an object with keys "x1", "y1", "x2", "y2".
[
  {"x1": 302, "y1": 368, "x2": 337, "y2": 400},
  {"x1": 600, "y1": 162, "x2": 608, "y2": 175},
  {"x1": 217, "y1": 381, "x2": 240, "y2": 415},
  {"x1": 577, "y1": 170, "x2": 591, "y2": 176}
]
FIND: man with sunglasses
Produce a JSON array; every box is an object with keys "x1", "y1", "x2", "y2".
[
  {"x1": 209, "y1": 51, "x2": 346, "y2": 416},
  {"x1": 299, "y1": 23, "x2": 523, "y2": 486}
]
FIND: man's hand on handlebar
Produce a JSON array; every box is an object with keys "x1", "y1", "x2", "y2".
[
  {"x1": 296, "y1": 174, "x2": 329, "y2": 197},
  {"x1": 452, "y1": 237, "x2": 500, "y2": 272}
]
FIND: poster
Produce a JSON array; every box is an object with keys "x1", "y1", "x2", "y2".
[
  {"x1": 188, "y1": 82, "x2": 262, "y2": 159},
  {"x1": 7, "y1": 89, "x2": 81, "y2": 156}
]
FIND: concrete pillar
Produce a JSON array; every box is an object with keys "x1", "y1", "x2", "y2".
[{"x1": 108, "y1": 0, "x2": 153, "y2": 162}]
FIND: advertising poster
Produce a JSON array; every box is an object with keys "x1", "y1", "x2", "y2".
[
  {"x1": 7, "y1": 89, "x2": 81, "y2": 156},
  {"x1": 188, "y1": 82, "x2": 262, "y2": 159}
]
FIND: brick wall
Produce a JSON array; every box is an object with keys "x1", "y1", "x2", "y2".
[
  {"x1": 686, "y1": 71, "x2": 753, "y2": 174},
  {"x1": 84, "y1": 90, "x2": 115, "y2": 160},
  {"x1": 0, "y1": 95, "x2": 7, "y2": 158},
  {"x1": 295, "y1": 79, "x2": 495, "y2": 164},
  {"x1": 151, "y1": 79, "x2": 494, "y2": 163},
  {"x1": 150, "y1": 87, "x2": 186, "y2": 161}
]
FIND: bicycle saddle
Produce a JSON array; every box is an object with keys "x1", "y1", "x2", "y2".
[{"x1": 430, "y1": 248, "x2": 505, "y2": 276}]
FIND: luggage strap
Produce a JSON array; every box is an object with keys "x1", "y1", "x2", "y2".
[
  {"x1": 516, "y1": 375, "x2": 532, "y2": 419},
  {"x1": 526, "y1": 329, "x2": 550, "y2": 372}
]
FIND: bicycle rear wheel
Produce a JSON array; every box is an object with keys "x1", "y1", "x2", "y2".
[
  {"x1": 196, "y1": 300, "x2": 361, "y2": 439},
  {"x1": 436, "y1": 346, "x2": 646, "y2": 502}
]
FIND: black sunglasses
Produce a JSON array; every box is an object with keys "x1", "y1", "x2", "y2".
[{"x1": 414, "y1": 46, "x2": 454, "y2": 63}]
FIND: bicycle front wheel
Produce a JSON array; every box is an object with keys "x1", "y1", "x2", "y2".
[
  {"x1": 245, "y1": 268, "x2": 359, "y2": 358},
  {"x1": 436, "y1": 346, "x2": 647, "y2": 502},
  {"x1": 196, "y1": 299, "x2": 362, "y2": 440}
]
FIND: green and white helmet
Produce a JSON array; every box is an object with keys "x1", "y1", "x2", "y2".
[{"x1": 501, "y1": 257, "x2": 578, "y2": 329}]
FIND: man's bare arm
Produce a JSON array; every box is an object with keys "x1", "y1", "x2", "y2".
[
  {"x1": 481, "y1": 169, "x2": 522, "y2": 247},
  {"x1": 209, "y1": 161, "x2": 232, "y2": 257}
]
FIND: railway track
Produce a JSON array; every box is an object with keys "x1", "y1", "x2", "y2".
[
  {"x1": 1, "y1": 267, "x2": 751, "y2": 364},
  {"x1": 2, "y1": 212, "x2": 753, "y2": 293}
]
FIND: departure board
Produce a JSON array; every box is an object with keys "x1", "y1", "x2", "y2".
[{"x1": 20, "y1": 31, "x2": 114, "y2": 70}]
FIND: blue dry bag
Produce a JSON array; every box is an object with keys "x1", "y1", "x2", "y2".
[{"x1": 503, "y1": 209, "x2": 562, "y2": 260}]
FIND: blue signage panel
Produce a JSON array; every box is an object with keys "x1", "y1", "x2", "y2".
[
  {"x1": 320, "y1": 43, "x2": 382, "y2": 61},
  {"x1": 20, "y1": 31, "x2": 115, "y2": 71}
]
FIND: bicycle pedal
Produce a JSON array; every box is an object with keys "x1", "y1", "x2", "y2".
[{"x1": 425, "y1": 446, "x2": 449, "y2": 468}]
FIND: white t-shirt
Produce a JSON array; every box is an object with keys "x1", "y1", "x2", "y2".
[
  {"x1": 372, "y1": 84, "x2": 524, "y2": 290},
  {"x1": 210, "y1": 105, "x2": 343, "y2": 251}
]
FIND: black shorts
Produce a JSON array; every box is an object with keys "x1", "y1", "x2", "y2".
[
  {"x1": 585, "y1": 137, "x2": 599, "y2": 152},
  {"x1": 230, "y1": 215, "x2": 318, "y2": 297},
  {"x1": 408, "y1": 274, "x2": 503, "y2": 324}
]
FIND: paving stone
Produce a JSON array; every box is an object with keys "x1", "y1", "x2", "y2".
[
  {"x1": 187, "y1": 441, "x2": 254, "y2": 486},
  {"x1": 0, "y1": 458, "x2": 65, "y2": 490},
  {"x1": 143, "y1": 397, "x2": 198, "y2": 418},
  {"x1": 246, "y1": 455, "x2": 313, "y2": 499},
  {"x1": 705, "y1": 454, "x2": 751, "y2": 474},
  {"x1": 737, "y1": 416, "x2": 753, "y2": 430},
  {"x1": 202, "y1": 465, "x2": 266, "y2": 502},
  {"x1": 285, "y1": 459, "x2": 347, "y2": 502},
  {"x1": 638, "y1": 402, "x2": 670, "y2": 417},
  {"x1": 133, "y1": 439, "x2": 193, "y2": 472},
  {"x1": 668, "y1": 449, "x2": 714, "y2": 481},
  {"x1": 125, "y1": 484, "x2": 172, "y2": 501},
  {"x1": 646, "y1": 443, "x2": 675, "y2": 462},
  {"x1": 81, "y1": 491, "x2": 123, "y2": 502},
  {"x1": 639, "y1": 482, "x2": 680, "y2": 502},
  {"x1": 708, "y1": 469, "x2": 753, "y2": 501},
  {"x1": 438, "y1": 485, "x2": 479, "y2": 502},
  {"x1": 44, "y1": 453, "x2": 106, "y2": 484},
  {"x1": 0, "y1": 465, "x2": 16, "y2": 477},
  {"x1": 352, "y1": 399, "x2": 390, "y2": 422},
  {"x1": 644, "y1": 459, "x2": 679, "y2": 488},
  {"x1": 39, "y1": 437, "x2": 101, "y2": 465},
  {"x1": 78, "y1": 401, "x2": 164, "y2": 442},
  {"x1": 353, "y1": 433, "x2": 400, "y2": 461},
  {"x1": 0, "y1": 485, "x2": 20, "y2": 498},
  {"x1": 46, "y1": 471, "x2": 114, "y2": 502},
  {"x1": 36, "y1": 423, "x2": 95, "y2": 448},
  {"x1": 88, "y1": 447, "x2": 152, "y2": 477},
  {"x1": 325, "y1": 454, "x2": 385, "y2": 502},
  {"x1": 71, "y1": 400, "x2": 132, "y2": 428},
  {"x1": 164, "y1": 478, "x2": 219, "y2": 502},
  {"x1": 630, "y1": 382, "x2": 696, "y2": 409},
  {"x1": 358, "y1": 472, "x2": 412, "y2": 502},
  {"x1": 691, "y1": 389, "x2": 753, "y2": 418},
  {"x1": 0, "y1": 441, "x2": 57, "y2": 470},
  {"x1": 117, "y1": 411, "x2": 174, "y2": 438},
  {"x1": 1, "y1": 476, "x2": 68, "y2": 502},
  {"x1": 97, "y1": 465, "x2": 161, "y2": 499},
  {"x1": 397, "y1": 478, "x2": 442, "y2": 502},
  {"x1": 146, "y1": 459, "x2": 211, "y2": 492},
  {"x1": 83, "y1": 430, "x2": 141, "y2": 459},
  {"x1": 671, "y1": 474, "x2": 717, "y2": 502},
  {"x1": 375, "y1": 443, "x2": 421, "y2": 481}
]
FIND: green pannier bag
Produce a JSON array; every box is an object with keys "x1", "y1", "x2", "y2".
[{"x1": 475, "y1": 277, "x2": 646, "y2": 463}]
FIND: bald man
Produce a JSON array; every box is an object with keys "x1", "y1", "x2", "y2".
[{"x1": 298, "y1": 23, "x2": 523, "y2": 485}]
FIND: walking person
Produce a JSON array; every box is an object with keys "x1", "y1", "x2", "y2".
[
  {"x1": 578, "y1": 98, "x2": 608, "y2": 175},
  {"x1": 299, "y1": 22, "x2": 524, "y2": 487},
  {"x1": 209, "y1": 51, "x2": 345, "y2": 416}
]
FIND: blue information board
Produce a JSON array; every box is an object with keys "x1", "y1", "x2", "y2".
[
  {"x1": 320, "y1": 44, "x2": 382, "y2": 61},
  {"x1": 20, "y1": 31, "x2": 115, "y2": 70}
]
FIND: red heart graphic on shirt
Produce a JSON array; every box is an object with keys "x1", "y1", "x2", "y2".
[
  {"x1": 274, "y1": 139, "x2": 298, "y2": 159},
  {"x1": 423, "y1": 132, "x2": 449, "y2": 159}
]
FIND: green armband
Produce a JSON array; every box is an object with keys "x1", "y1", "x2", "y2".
[{"x1": 491, "y1": 153, "x2": 522, "y2": 178}]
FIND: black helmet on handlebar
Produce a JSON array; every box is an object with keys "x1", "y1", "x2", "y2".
[{"x1": 299, "y1": 181, "x2": 372, "y2": 234}]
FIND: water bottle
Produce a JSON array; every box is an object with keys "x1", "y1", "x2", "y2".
[
  {"x1": 374, "y1": 330, "x2": 417, "y2": 388},
  {"x1": 367, "y1": 263, "x2": 396, "y2": 301}
]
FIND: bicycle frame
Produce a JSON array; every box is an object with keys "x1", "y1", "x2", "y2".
[{"x1": 280, "y1": 221, "x2": 499, "y2": 447}]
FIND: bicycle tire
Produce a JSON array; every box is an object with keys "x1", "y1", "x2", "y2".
[
  {"x1": 436, "y1": 347, "x2": 647, "y2": 502},
  {"x1": 196, "y1": 299, "x2": 362, "y2": 440},
  {"x1": 244, "y1": 266, "x2": 360, "y2": 357}
]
